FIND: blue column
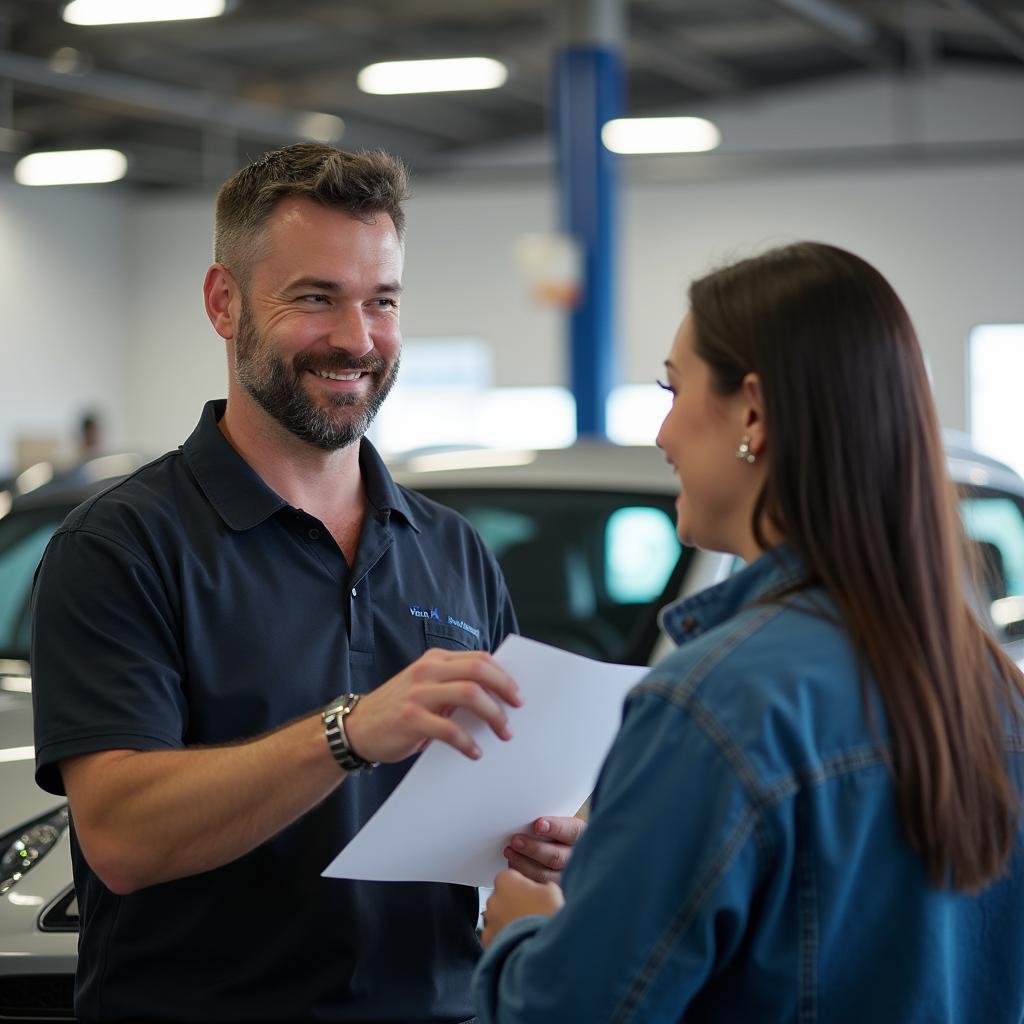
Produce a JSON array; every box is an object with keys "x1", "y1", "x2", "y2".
[{"x1": 555, "y1": 46, "x2": 622, "y2": 440}]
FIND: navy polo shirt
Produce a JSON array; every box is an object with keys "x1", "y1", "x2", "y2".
[{"x1": 31, "y1": 399, "x2": 517, "y2": 1024}]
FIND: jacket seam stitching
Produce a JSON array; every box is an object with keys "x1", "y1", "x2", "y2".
[{"x1": 610, "y1": 804, "x2": 759, "y2": 1023}]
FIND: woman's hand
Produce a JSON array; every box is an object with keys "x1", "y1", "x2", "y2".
[
  {"x1": 481, "y1": 868, "x2": 565, "y2": 948},
  {"x1": 503, "y1": 815, "x2": 586, "y2": 884}
]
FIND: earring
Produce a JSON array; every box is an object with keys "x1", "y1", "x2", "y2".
[{"x1": 736, "y1": 435, "x2": 756, "y2": 464}]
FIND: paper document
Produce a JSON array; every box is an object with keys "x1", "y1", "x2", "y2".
[{"x1": 322, "y1": 635, "x2": 648, "y2": 887}]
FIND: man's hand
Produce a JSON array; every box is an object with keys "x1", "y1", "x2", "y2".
[
  {"x1": 343, "y1": 649, "x2": 522, "y2": 763},
  {"x1": 503, "y1": 815, "x2": 586, "y2": 884},
  {"x1": 481, "y1": 868, "x2": 564, "y2": 948}
]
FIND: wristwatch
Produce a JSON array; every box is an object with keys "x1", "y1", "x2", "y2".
[{"x1": 321, "y1": 694, "x2": 378, "y2": 773}]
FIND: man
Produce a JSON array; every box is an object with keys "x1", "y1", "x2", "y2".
[{"x1": 31, "y1": 144, "x2": 583, "y2": 1023}]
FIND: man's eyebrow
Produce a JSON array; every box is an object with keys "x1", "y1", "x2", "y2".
[
  {"x1": 286, "y1": 277, "x2": 340, "y2": 292},
  {"x1": 663, "y1": 359, "x2": 677, "y2": 370},
  {"x1": 284, "y1": 277, "x2": 403, "y2": 295}
]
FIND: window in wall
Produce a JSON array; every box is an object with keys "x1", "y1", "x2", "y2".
[{"x1": 969, "y1": 324, "x2": 1024, "y2": 479}]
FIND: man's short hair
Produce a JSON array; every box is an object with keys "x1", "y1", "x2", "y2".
[{"x1": 214, "y1": 143, "x2": 410, "y2": 282}]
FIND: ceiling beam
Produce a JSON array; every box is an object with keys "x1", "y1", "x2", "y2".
[
  {"x1": 768, "y1": 0, "x2": 877, "y2": 47},
  {"x1": 0, "y1": 49, "x2": 332, "y2": 142},
  {"x1": 0, "y1": 48, "x2": 439, "y2": 165},
  {"x1": 629, "y1": 34, "x2": 746, "y2": 96},
  {"x1": 940, "y1": 0, "x2": 1024, "y2": 63},
  {"x1": 763, "y1": 0, "x2": 897, "y2": 66}
]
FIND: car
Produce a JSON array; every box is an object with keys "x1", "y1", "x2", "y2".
[{"x1": 2, "y1": 438, "x2": 1024, "y2": 1020}]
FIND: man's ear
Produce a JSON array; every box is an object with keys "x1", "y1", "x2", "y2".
[
  {"x1": 203, "y1": 264, "x2": 238, "y2": 341},
  {"x1": 740, "y1": 372, "x2": 767, "y2": 456}
]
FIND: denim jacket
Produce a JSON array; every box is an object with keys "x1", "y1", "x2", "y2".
[{"x1": 474, "y1": 547, "x2": 1024, "y2": 1023}]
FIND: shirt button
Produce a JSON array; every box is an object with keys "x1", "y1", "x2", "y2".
[
  {"x1": 307, "y1": 528, "x2": 320, "y2": 540},
  {"x1": 351, "y1": 588, "x2": 357, "y2": 597}
]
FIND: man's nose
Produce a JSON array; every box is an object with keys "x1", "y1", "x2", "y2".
[{"x1": 326, "y1": 306, "x2": 374, "y2": 357}]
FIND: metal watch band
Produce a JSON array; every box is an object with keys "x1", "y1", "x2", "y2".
[{"x1": 321, "y1": 693, "x2": 378, "y2": 773}]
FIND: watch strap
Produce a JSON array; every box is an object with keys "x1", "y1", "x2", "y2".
[{"x1": 322, "y1": 693, "x2": 378, "y2": 773}]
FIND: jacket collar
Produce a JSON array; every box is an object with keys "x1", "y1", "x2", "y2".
[
  {"x1": 659, "y1": 544, "x2": 806, "y2": 646},
  {"x1": 181, "y1": 399, "x2": 419, "y2": 532}
]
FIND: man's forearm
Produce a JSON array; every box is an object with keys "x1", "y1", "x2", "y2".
[{"x1": 61, "y1": 712, "x2": 343, "y2": 894}]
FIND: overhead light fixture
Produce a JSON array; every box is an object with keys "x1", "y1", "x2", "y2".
[
  {"x1": 357, "y1": 57, "x2": 508, "y2": 95},
  {"x1": 62, "y1": 0, "x2": 226, "y2": 26},
  {"x1": 14, "y1": 149, "x2": 128, "y2": 186},
  {"x1": 601, "y1": 116, "x2": 722, "y2": 155}
]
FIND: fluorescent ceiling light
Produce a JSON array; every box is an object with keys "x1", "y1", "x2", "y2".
[
  {"x1": 358, "y1": 57, "x2": 508, "y2": 95},
  {"x1": 63, "y1": 0, "x2": 226, "y2": 25},
  {"x1": 14, "y1": 149, "x2": 128, "y2": 186},
  {"x1": 602, "y1": 116, "x2": 721, "y2": 155}
]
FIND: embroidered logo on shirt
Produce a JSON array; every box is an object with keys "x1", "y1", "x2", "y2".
[
  {"x1": 409, "y1": 604, "x2": 441, "y2": 621},
  {"x1": 408, "y1": 605, "x2": 481, "y2": 639}
]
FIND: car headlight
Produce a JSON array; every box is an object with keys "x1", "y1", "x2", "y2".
[{"x1": 0, "y1": 806, "x2": 70, "y2": 896}]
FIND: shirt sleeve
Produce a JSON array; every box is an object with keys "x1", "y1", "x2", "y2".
[
  {"x1": 490, "y1": 569, "x2": 519, "y2": 651},
  {"x1": 473, "y1": 683, "x2": 766, "y2": 1024},
  {"x1": 31, "y1": 527, "x2": 187, "y2": 795}
]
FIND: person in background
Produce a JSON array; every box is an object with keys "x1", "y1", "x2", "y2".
[
  {"x1": 474, "y1": 241, "x2": 1024, "y2": 1023},
  {"x1": 77, "y1": 410, "x2": 103, "y2": 460},
  {"x1": 31, "y1": 143, "x2": 583, "y2": 1024}
]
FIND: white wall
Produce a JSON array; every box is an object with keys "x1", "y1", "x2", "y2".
[
  {"x1": 619, "y1": 162, "x2": 1024, "y2": 432},
  {"x1": 0, "y1": 182, "x2": 127, "y2": 476},
  {"x1": 122, "y1": 195, "x2": 226, "y2": 455}
]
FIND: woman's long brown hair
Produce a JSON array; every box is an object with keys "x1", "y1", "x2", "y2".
[{"x1": 689, "y1": 242, "x2": 1024, "y2": 890}]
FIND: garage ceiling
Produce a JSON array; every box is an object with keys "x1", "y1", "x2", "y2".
[{"x1": 1, "y1": 0, "x2": 1023, "y2": 188}]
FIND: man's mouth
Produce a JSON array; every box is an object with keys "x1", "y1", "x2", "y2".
[{"x1": 314, "y1": 370, "x2": 365, "y2": 382}]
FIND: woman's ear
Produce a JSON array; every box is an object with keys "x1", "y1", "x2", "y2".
[
  {"x1": 741, "y1": 372, "x2": 766, "y2": 455},
  {"x1": 203, "y1": 264, "x2": 237, "y2": 341}
]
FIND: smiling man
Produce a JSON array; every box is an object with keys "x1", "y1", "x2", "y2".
[{"x1": 30, "y1": 144, "x2": 584, "y2": 1024}]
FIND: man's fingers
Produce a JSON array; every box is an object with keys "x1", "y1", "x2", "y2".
[
  {"x1": 415, "y1": 650, "x2": 522, "y2": 708},
  {"x1": 406, "y1": 706, "x2": 482, "y2": 760},
  {"x1": 419, "y1": 681, "x2": 513, "y2": 741}
]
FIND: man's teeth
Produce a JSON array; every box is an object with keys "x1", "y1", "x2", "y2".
[{"x1": 317, "y1": 370, "x2": 363, "y2": 381}]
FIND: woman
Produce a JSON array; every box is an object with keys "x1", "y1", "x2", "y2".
[{"x1": 473, "y1": 242, "x2": 1024, "y2": 1023}]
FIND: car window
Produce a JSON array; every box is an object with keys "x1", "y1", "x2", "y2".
[
  {"x1": 959, "y1": 488, "x2": 1024, "y2": 641},
  {"x1": 0, "y1": 511, "x2": 64, "y2": 659},
  {"x1": 419, "y1": 487, "x2": 690, "y2": 664},
  {"x1": 605, "y1": 506, "x2": 680, "y2": 603}
]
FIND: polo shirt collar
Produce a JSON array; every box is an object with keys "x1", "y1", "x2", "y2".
[
  {"x1": 358, "y1": 434, "x2": 420, "y2": 532},
  {"x1": 181, "y1": 399, "x2": 420, "y2": 532},
  {"x1": 658, "y1": 543, "x2": 806, "y2": 645}
]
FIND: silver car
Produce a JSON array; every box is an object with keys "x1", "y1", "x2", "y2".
[{"x1": 2, "y1": 439, "x2": 1024, "y2": 1020}]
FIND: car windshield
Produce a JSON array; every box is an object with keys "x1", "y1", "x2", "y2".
[
  {"x1": 417, "y1": 487, "x2": 691, "y2": 664},
  {"x1": 0, "y1": 507, "x2": 68, "y2": 661}
]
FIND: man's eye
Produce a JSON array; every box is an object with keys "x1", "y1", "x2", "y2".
[
  {"x1": 300, "y1": 294, "x2": 330, "y2": 304},
  {"x1": 656, "y1": 379, "x2": 675, "y2": 395},
  {"x1": 373, "y1": 298, "x2": 399, "y2": 309}
]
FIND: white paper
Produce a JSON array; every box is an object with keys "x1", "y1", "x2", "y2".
[{"x1": 322, "y1": 635, "x2": 647, "y2": 887}]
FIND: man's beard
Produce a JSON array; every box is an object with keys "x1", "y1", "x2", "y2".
[{"x1": 234, "y1": 299, "x2": 398, "y2": 451}]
